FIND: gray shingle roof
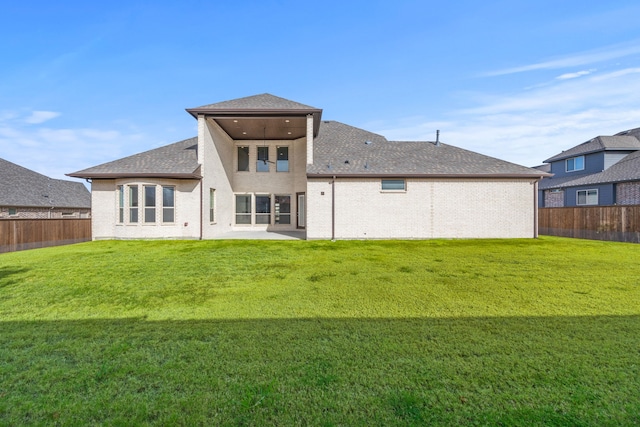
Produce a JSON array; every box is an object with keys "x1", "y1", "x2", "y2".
[
  {"x1": 544, "y1": 135, "x2": 640, "y2": 163},
  {"x1": 540, "y1": 150, "x2": 640, "y2": 189},
  {"x1": 0, "y1": 158, "x2": 90, "y2": 208},
  {"x1": 308, "y1": 121, "x2": 546, "y2": 177},
  {"x1": 68, "y1": 137, "x2": 201, "y2": 179},
  {"x1": 192, "y1": 93, "x2": 319, "y2": 111}
]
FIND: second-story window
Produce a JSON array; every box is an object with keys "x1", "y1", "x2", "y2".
[
  {"x1": 257, "y1": 146, "x2": 269, "y2": 172},
  {"x1": 238, "y1": 146, "x2": 249, "y2": 171},
  {"x1": 566, "y1": 156, "x2": 584, "y2": 172},
  {"x1": 277, "y1": 146, "x2": 289, "y2": 172}
]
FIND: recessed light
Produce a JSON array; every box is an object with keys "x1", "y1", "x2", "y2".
[
  {"x1": 233, "y1": 120, "x2": 238, "y2": 123},
  {"x1": 285, "y1": 119, "x2": 290, "y2": 123},
  {"x1": 287, "y1": 132, "x2": 292, "y2": 135},
  {"x1": 242, "y1": 131, "x2": 247, "y2": 135}
]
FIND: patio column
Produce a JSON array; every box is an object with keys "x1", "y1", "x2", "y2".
[
  {"x1": 306, "y1": 114, "x2": 313, "y2": 165},
  {"x1": 197, "y1": 114, "x2": 205, "y2": 165}
]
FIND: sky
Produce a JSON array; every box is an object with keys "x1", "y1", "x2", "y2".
[{"x1": 2, "y1": 0, "x2": 640, "y2": 182}]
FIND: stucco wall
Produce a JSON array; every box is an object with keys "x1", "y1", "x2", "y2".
[
  {"x1": 307, "y1": 178, "x2": 537, "y2": 239},
  {"x1": 91, "y1": 178, "x2": 200, "y2": 240}
]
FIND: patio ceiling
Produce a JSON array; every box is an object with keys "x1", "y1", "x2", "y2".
[{"x1": 212, "y1": 116, "x2": 308, "y2": 140}]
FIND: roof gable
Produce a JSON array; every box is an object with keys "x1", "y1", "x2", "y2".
[
  {"x1": 0, "y1": 158, "x2": 90, "y2": 208},
  {"x1": 544, "y1": 135, "x2": 640, "y2": 163}
]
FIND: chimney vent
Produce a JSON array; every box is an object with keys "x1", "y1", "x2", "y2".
[{"x1": 435, "y1": 130, "x2": 441, "y2": 146}]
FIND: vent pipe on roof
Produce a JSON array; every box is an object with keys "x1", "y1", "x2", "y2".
[{"x1": 435, "y1": 130, "x2": 441, "y2": 147}]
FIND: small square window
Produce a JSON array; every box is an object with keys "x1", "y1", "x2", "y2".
[
  {"x1": 381, "y1": 179, "x2": 406, "y2": 191},
  {"x1": 8, "y1": 208, "x2": 17, "y2": 216}
]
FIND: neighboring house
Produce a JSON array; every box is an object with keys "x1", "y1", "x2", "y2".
[
  {"x1": 538, "y1": 127, "x2": 640, "y2": 207},
  {"x1": 68, "y1": 94, "x2": 548, "y2": 240},
  {"x1": 0, "y1": 158, "x2": 91, "y2": 219}
]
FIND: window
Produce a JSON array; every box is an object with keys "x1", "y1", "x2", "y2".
[
  {"x1": 162, "y1": 186, "x2": 175, "y2": 223},
  {"x1": 129, "y1": 185, "x2": 139, "y2": 223},
  {"x1": 209, "y1": 189, "x2": 215, "y2": 222},
  {"x1": 274, "y1": 195, "x2": 291, "y2": 224},
  {"x1": 257, "y1": 146, "x2": 269, "y2": 172},
  {"x1": 566, "y1": 156, "x2": 585, "y2": 172},
  {"x1": 277, "y1": 146, "x2": 289, "y2": 172},
  {"x1": 144, "y1": 185, "x2": 156, "y2": 223},
  {"x1": 117, "y1": 185, "x2": 124, "y2": 223},
  {"x1": 381, "y1": 179, "x2": 406, "y2": 191},
  {"x1": 255, "y1": 195, "x2": 271, "y2": 224},
  {"x1": 235, "y1": 194, "x2": 252, "y2": 224},
  {"x1": 8, "y1": 208, "x2": 17, "y2": 216},
  {"x1": 238, "y1": 146, "x2": 249, "y2": 171},
  {"x1": 62, "y1": 212, "x2": 74, "y2": 217},
  {"x1": 577, "y1": 189, "x2": 598, "y2": 205}
]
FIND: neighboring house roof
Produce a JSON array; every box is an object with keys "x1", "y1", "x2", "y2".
[
  {"x1": 544, "y1": 135, "x2": 640, "y2": 163},
  {"x1": 308, "y1": 121, "x2": 547, "y2": 178},
  {"x1": 540, "y1": 150, "x2": 640, "y2": 189},
  {"x1": 0, "y1": 158, "x2": 90, "y2": 208},
  {"x1": 68, "y1": 137, "x2": 201, "y2": 179}
]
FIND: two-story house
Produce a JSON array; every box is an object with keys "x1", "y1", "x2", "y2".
[
  {"x1": 69, "y1": 94, "x2": 548, "y2": 240},
  {"x1": 538, "y1": 128, "x2": 640, "y2": 207}
]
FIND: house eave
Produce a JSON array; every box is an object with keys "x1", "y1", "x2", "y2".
[
  {"x1": 66, "y1": 172, "x2": 203, "y2": 180},
  {"x1": 307, "y1": 173, "x2": 550, "y2": 180}
]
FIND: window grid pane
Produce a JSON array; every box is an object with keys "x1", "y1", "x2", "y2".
[
  {"x1": 235, "y1": 195, "x2": 251, "y2": 224},
  {"x1": 162, "y1": 186, "x2": 175, "y2": 223},
  {"x1": 275, "y1": 195, "x2": 291, "y2": 225},
  {"x1": 144, "y1": 186, "x2": 156, "y2": 223},
  {"x1": 277, "y1": 147, "x2": 288, "y2": 172},
  {"x1": 255, "y1": 195, "x2": 271, "y2": 224},
  {"x1": 129, "y1": 185, "x2": 138, "y2": 223},
  {"x1": 209, "y1": 189, "x2": 215, "y2": 222},
  {"x1": 382, "y1": 179, "x2": 405, "y2": 190},
  {"x1": 257, "y1": 146, "x2": 269, "y2": 172},
  {"x1": 238, "y1": 146, "x2": 249, "y2": 171}
]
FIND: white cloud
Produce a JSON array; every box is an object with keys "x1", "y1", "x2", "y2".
[
  {"x1": 375, "y1": 65, "x2": 640, "y2": 167},
  {"x1": 0, "y1": 113, "x2": 149, "y2": 181},
  {"x1": 556, "y1": 69, "x2": 594, "y2": 80},
  {"x1": 24, "y1": 110, "x2": 61, "y2": 124},
  {"x1": 485, "y1": 41, "x2": 640, "y2": 76}
]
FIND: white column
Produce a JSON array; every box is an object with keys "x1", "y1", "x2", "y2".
[
  {"x1": 197, "y1": 114, "x2": 205, "y2": 165},
  {"x1": 306, "y1": 114, "x2": 314, "y2": 165}
]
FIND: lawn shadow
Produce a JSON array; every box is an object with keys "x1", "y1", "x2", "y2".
[
  {"x1": 1, "y1": 315, "x2": 639, "y2": 426},
  {"x1": 0, "y1": 266, "x2": 29, "y2": 289}
]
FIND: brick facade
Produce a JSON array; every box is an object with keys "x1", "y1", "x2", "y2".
[
  {"x1": 0, "y1": 207, "x2": 91, "y2": 219},
  {"x1": 616, "y1": 182, "x2": 640, "y2": 205},
  {"x1": 544, "y1": 190, "x2": 564, "y2": 207}
]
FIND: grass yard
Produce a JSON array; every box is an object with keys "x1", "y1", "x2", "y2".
[{"x1": 0, "y1": 237, "x2": 639, "y2": 426}]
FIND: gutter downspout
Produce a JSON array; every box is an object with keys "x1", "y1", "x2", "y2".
[
  {"x1": 199, "y1": 181, "x2": 203, "y2": 240},
  {"x1": 534, "y1": 179, "x2": 539, "y2": 238},
  {"x1": 331, "y1": 176, "x2": 336, "y2": 241}
]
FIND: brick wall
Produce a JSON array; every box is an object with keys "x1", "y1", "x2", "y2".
[
  {"x1": 0, "y1": 207, "x2": 91, "y2": 219},
  {"x1": 307, "y1": 178, "x2": 537, "y2": 239},
  {"x1": 544, "y1": 190, "x2": 564, "y2": 207},
  {"x1": 616, "y1": 182, "x2": 640, "y2": 205}
]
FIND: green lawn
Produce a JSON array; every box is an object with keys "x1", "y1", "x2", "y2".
[{"x1": 1, "y1": 237, "x2": 639, "y2": 426}]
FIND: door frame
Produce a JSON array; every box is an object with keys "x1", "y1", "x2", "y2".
[{"x1": 296, "y1": 192, "x2": 305, "y2": 229}]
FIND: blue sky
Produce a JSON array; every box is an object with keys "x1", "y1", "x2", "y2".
[{"x1": 2, "y1": 0, "x2": 640, "y2": 181}]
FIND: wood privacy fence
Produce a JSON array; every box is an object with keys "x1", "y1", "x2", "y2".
[
  {"x1": 539, "y1": 205, "x2": 640, "y2": 243},
  {"x1": 0, "y1": 219, "x2": 91, "y2": 253}
]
